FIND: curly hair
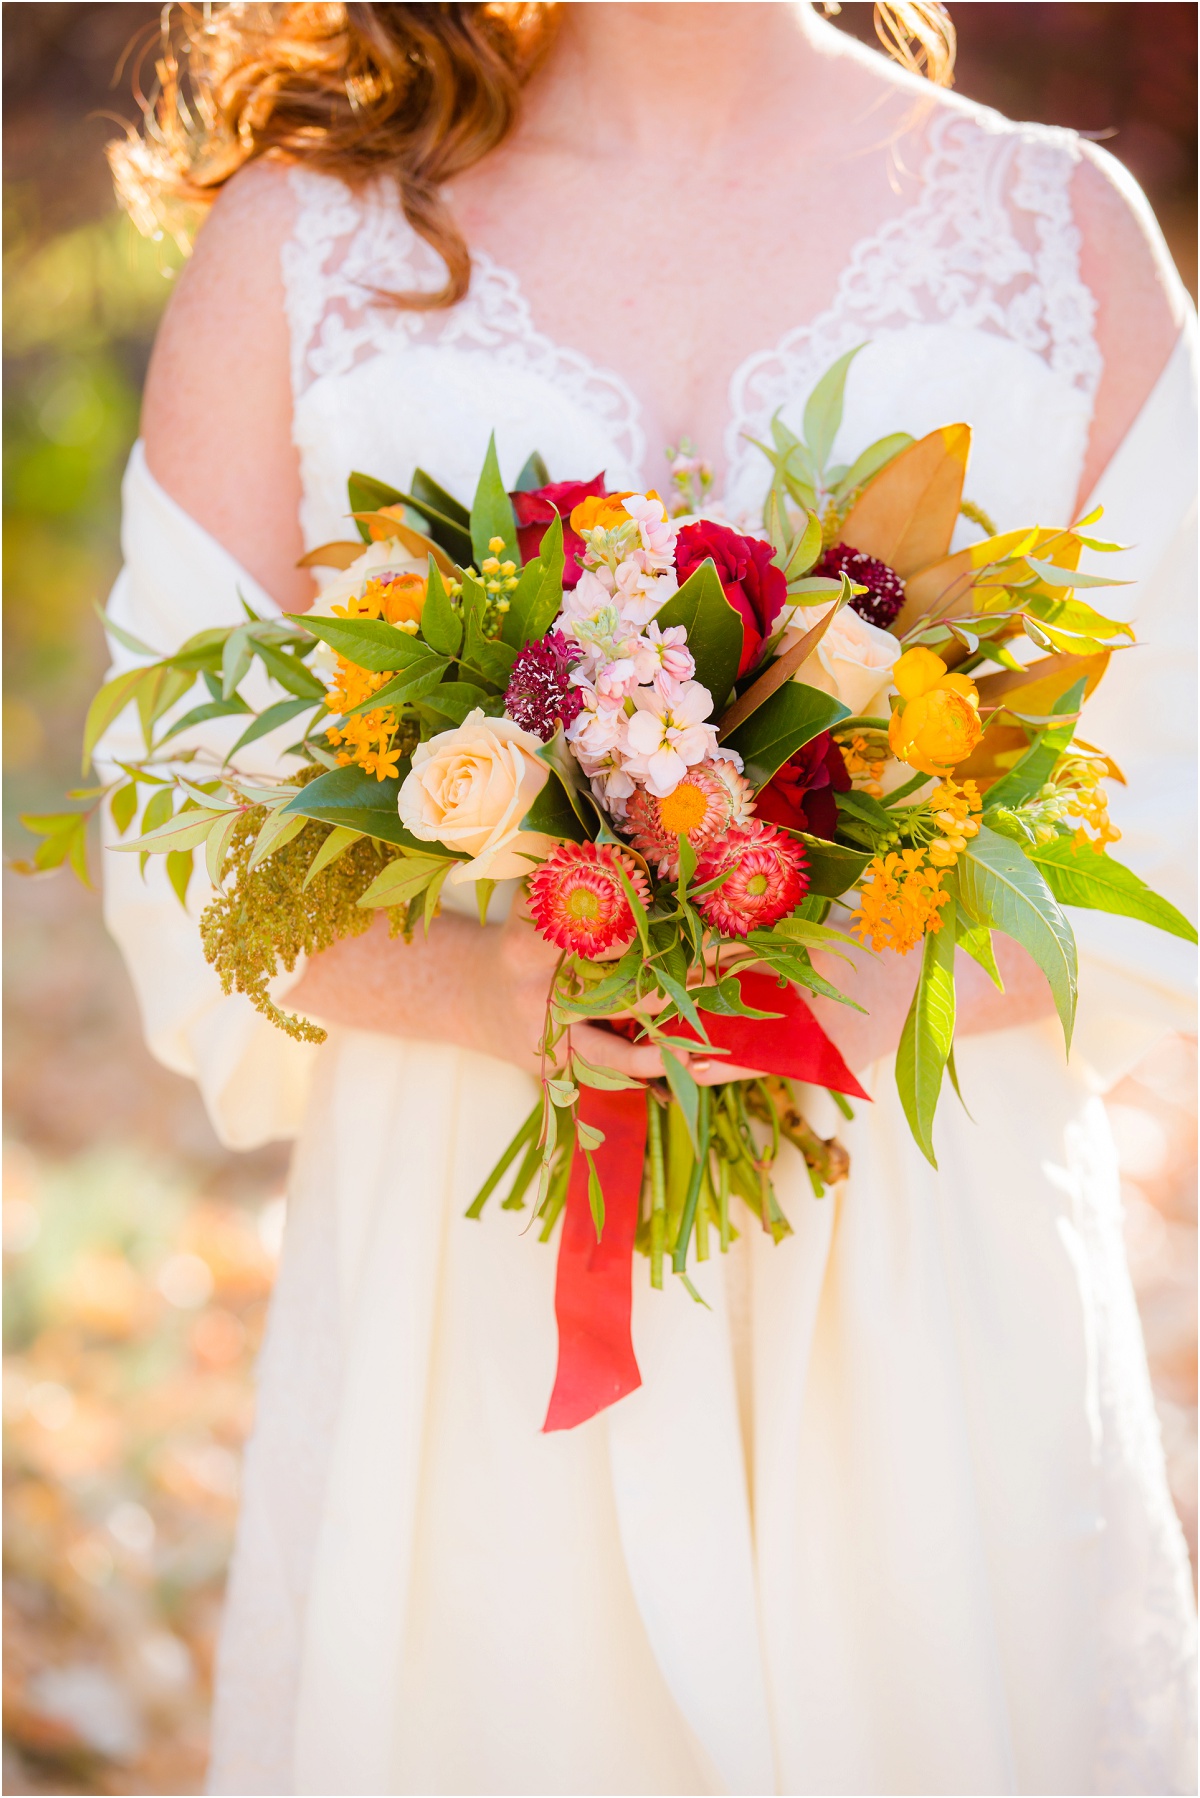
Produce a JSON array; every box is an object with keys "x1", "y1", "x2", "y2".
[{"x1": 111, "y1": 2, "x2": 955, "y2": 310}]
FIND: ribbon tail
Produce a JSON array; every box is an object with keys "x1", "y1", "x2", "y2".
[{"x1": 543, "y1": 1085, "x2": 647, "y2": 1433}]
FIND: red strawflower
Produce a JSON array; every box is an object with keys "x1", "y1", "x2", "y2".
[
  {"x1": 754, "y1": 732, "x2": 850, "y2": 839},
  {"x1": 816, "y1": 542, "x2": 906, "y2": 630},
  {"x1": 624, "y1": 755, "x2": 754, "y2": 878},
  {"x1": 675, "y1": 521, "x2": 788, "y2": 677},
  {"x1": 694, "y1": 822, "x2": 809, "y2": 938},
  {"x1": 505, "y1": 631, "x2": 583, "y2": 740},
  {"x1": 511, "y1": 475, "x2": 607, "y2": 588},
  {"x1": 527, "y1": 842, "x2": 650, "y2": 959}
]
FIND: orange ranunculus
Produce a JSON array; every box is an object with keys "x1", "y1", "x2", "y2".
[
  {"x1": 363, "y1": 570, "x2": 427, "y2": 628},
  {"x1": 888, "y1": 647, "x2": 981, "y2": 776},
  {"x1": 569, "y1": 492, "x2": 634, "y2": 534}
]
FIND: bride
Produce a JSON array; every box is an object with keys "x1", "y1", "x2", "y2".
[{"x1": 101, "y1": 3, "x2": 1196, "y2": 1791}]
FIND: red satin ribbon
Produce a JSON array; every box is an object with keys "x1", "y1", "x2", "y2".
[{"x1": 542, "y1": 972, "x2": 868, "y2": 1432}]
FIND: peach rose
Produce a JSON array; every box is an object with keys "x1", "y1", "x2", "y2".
[
  {"x1": 785, "y1": 601, "x2": 902, "y2": 718},
  {"x1": 398, "y1": 710, "x2": 554, "y2": 884}
]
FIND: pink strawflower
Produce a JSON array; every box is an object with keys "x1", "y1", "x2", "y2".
[
  {"x1": 624, "y1": 755, "x2": 754, "y2": 878},
  {"x1": 528, "y1": 842, "x2": 650, "y2": 958},
  {"x1": 694, "y1": 822, "x2": 809, "y2": 938},
  {"x1": 505, "y1": 632, "x2": 583, "y2": 740}
]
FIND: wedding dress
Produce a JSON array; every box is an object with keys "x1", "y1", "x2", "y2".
[{"x1": 100, "y1": 90, "x2": 1197, "y2": 1797}]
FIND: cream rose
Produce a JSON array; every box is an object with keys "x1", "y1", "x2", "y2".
[
  {"x1": 310, "y1": 538, "x2": 428, "y2": 618},
  {"x1": 398, "y1": 710, "x2": 554, "y2": 884},
  {"x1": 784, "y1": 601, "x2": 901, "y2": 718}
]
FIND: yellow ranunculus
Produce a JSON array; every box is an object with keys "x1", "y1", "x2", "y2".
[{"x1": 888, "y1": 647, "x2": 981, "y2": 776}]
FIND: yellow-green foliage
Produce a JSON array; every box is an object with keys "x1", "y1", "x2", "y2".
[{"x1": 200, "y1": 810, "x2": 406, "y2": 1044}]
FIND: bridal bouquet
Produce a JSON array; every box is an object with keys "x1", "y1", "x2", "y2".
[{"x1": 27, "y1": 347, "x2": 1194, "y2": 1426}]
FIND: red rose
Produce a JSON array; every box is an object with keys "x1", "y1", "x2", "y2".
[
  {"x1": 754, "y1": 732, "x2": 850, "y2": 840},
  {"x1": 675, "y1": 521, "x2": 788, "y2": 677},
  {"x1": 510, "y1": 475, "x2": 607, "y2": 588}
]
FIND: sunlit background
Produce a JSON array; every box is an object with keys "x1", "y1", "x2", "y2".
[{"x1": 3, "y1": 5, "x2": 1196, "y2": 1792}]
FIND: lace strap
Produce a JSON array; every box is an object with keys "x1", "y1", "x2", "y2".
[
  {"x1": 281, "y1": 167, "x2": 444, "y2": 399},
  {"x1": 1008, "y1": 123, "x2": 1102, "y2": 396}
]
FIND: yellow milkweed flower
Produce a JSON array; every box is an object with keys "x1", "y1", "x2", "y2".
[
  {"x1": 889, "y1": 648, "x2": 982, "y2": 777},
  {"x1": 852, "y1": 848, "x2": 953, "y2": 954}
]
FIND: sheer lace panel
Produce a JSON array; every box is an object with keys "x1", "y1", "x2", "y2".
[
  {"x1": 281, "y1": 167, "x2": 645, "y2": 479},
  {"x1": 724, "y1": 106, "x2": 1102, "y2": 489}
]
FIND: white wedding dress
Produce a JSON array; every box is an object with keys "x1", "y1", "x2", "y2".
[{"x1": 101, "y1": 89, "x2": 1198, "y2": 1797}]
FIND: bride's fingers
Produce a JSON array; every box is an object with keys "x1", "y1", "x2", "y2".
[
  {"x1": 570, "y1": 1023, "x2": 664, "y2": 1081},
  {"x1": 687, "y1": 1059, "x2": 764, "y2": 1087}
]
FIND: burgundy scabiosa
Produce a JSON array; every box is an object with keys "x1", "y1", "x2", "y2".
[
  {"x1": 816, "y1": 542, "x2": 906, "y2": 630},
  {"x1": 528, "y1": 842, "x2": 650, "y2": 959},
  {"x1": 504, "y1": 631, "x2": 584, "y2": 741},
  {"x1": 694, "y1": 822, "x2": 809, "y2": 938},
  {"x1": 623, "y1": 756, "x2": 754, "y2": 878}
]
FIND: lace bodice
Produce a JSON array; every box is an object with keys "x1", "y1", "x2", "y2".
[{"x1": 281, "y1": 99, "x2": 1101, "y2": 549}]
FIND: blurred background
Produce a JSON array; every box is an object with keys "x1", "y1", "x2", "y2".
[{"x1": 3, "y1": 4, "x2": 1196, "y2": 1791}]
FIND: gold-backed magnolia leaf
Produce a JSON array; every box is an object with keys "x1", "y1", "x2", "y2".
[
  {"x1": 349, "y1": 511, "x2": 457, "y2": 577},
  {"x1": 954, "y1": 651, "x2": 1110, "y2": 788},
  {"x1": 839, "y1": 424, "x2": 970, "y2": 578},
  {"x1": 296, "y1": 540, "x2": 367, "y2": 572},
  {"x1": 894, "y1": 525, "x2": 1082, "y2": 639}
]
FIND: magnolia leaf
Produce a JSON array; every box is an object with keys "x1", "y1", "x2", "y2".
[
  {"x1": 652, "y1": 557, "x2": 744, "y2": 714},
  {"x1": 832, "y1": 431, "x2": 915, "y2": 505},
  {"x1": 840, "y1": 424, "x2": 971, "y2": 578},
  {"x1": 983, "y1": 679, "x2": 1085, "y2": 813},
  {"x1": 957, "y1": 825, "x2": 1077, "y2": 1051},
  {"x1": 347, "y1": 511, "x2": 456, "y2": 577},
  {"x1": 802, "y1": 344, "x2": 865, "y2": 473},
  {"x1": 470, "y1": 432, "x2": 519, "y2": 570},
  {"x1": 723, "y1": 681, "x2": 849, "y2": 788},
  {"x1": 716, "y1": 591, "x2": 842, "y2": 738},
  {"x1": 1028, "y1": 839, "x2": 1197, "y2": 943},
  {"x1": 895, "y1": 909, "x2": 957, "y2": 1167},
  {"x1": 296, "y1": 540, "x2": 366, "y2": 572}
]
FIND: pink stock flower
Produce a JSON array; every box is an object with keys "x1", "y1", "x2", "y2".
[
  {"x1": 693, "y1": 822, "x2": 810, "y2": 937},
  {"x1": 633, "y1": 622, "x2": 695, "y2": 689},
  {"x1": 621, "y1": 678, "x2": 718, "y2": 797},
  {"x1": 527, "y1": 842, "x2": 649, "y2": 958}
]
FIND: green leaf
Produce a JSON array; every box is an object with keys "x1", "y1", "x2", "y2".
[
  {"x1": 513, "y1": 450, "x2": 551, "y2": 493},
  {"x1": 723, "y1": 681, "x2": 849, "y2": 788},
  {"x1": 417, "y1": 681, "x2": 494, "y2": 726},
  {"x1": 156, "y1": 696, "x2": 253, "y2": 745},
  {"x1": 659, "y1": 1047, "x2": 701, "y2": 1156},
  {"x1": 780, "y1": 510, "x2": 823, "y2": 580},
  {"x1": 418, "y1": 559, "x2": 462, "y2": 656},
  {"x1": 571, "y1": 1053, "x2": 646, "y2": 1093},
  {"x1": 281, "y1": 763, "x2": 451, "y2": 852},
  {"x1": 895, "y1": 910, "x2": 958, "y2": 1168},
  {"x1": 475, "y1": 877, "x2": 497, "y2": 925},
  {"x1": 462, "y1": 618, "x2": 517, "y2": 689},
  {"x1": 288, "y1": 613, "x2": 431, "y2": 674},
  {"x1": 115, "y1": 807, "x2": 231, "y2": 855},
  {"x1": 225, "y1": 698, "x2": 318, "y2": 758},
  {"x1": 423, "y1": 859, "x2": 453, "y2": 934},
  {"x1": 222, "y1": 624, "x2": 254, "y2": 700},
  {"x1": 1028, "y1": 839, "x2": 1198, "y2": 943},
  {"x1": 302, "y1": 824, "x2": 362, "y2": 890},
  {"x1": 205, "y1": 810, "x2": 242, "y2": 886},
  {"x1": 957, "y1": 826, "x2": 1077, "y2": 1051},
  {"x1": 503, "y1": 512, "x2": 564, "y2": 647},
  {"x1": 109, "y1": 783, "x2": 138, "y2": 836},
  {"x1": 410, "y1": 466, "x2": 470, "y2": 528},
  {"x1": 339, "y1": 654, "x2": 450, "y2": 718},
  {"x1": 140, "y1": 785, "x2": 174, "y2": 837},
  {"x1": 357, "y1": 852, "x2": 451, "y2": 908},
  {"x1": 247, "y1": 806, "x2": 308, "y2": 870},
  {"x1": 584, "y1": 1151, "x2": 606, "y2": 1241},
  {"x1": 802, "y1": 344, "x2": 865, "y2": 473},
  {"x1": 652, "y1": 557, "x2": 745, "y2": 714},
  {"x1": 953, "y1": 900, "x2": 1004, "y2": 989},
  {"x1": 166, "y1": 848, "x2": 193, "y2": 908},
  {"x1": 347, "y1": 470, "x2": 403, "y2": 538},
  {"x1": 166, "y1": 627, "x2": 235, "y2": 674},
  {"x1": 349, "y1": 470, "x2": 473, "y2": 562},
  {"x1": 519, "y1": 766, "x2": 588, "y2": 845},
  {"x1": 82, "y1": 667, "x2": 155, "y2": 771},
  {"x1": 470, "y1": 433, "x2": 519, "y2": 570},
  {"x1": 1021, "y1": 555, "x2": 1130, "y2": 590},
  {"x1": 96, "y1": 606, "x2": 160, "y2": 658},
  {"x1": 983, "y1": 679, "x2": 1085, "y2": 813},
  {"x1": 251, "y1": 638, "x2": 328, "y2": 699},
  {"x1": 795, "y1": 833, "x2": 873, "y2": 898}
]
